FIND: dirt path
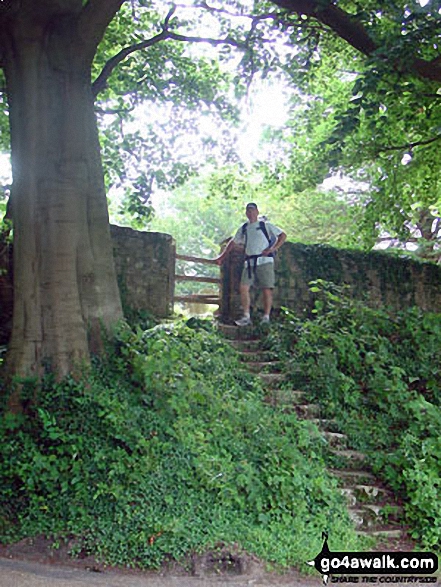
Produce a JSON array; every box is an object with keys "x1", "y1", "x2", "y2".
[{"x1": 0, "y1": 557, "x2": 321, "y2": 587}]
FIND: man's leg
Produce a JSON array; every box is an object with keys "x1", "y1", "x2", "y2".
[
  {"x1": 262, "y1": 287, "x2": 273, "y2": 319},
  {"x1": 258, "y1": 263, "x2": 275, "y2": 323},
  {"x1": 240, "y1": 283, "x2": 251, "y2": 315},
  {"x1": 235, "y1": 282, "x2": 252, "y2": 326},
  {"x1": 235, "y1": 267, "x2": 253, "y2": 326}
]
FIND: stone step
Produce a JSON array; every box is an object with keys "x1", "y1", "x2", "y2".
[
  {"x1": 349, "y1": 508, "x2": 373, "y2": 529},
  {"x1": 349, "y1": 508, "x2": 405, "y2": 537},
  {"x1": 330, "y1": 469, "x2": 377, "y2": 485},
  {"x1": 322, "y1": 431, "x2": 348, "y2": 449},
  {"x1": 265, "y1": 389, "x2": 306, "y2": 407},
  {"x1": 246, "y1": 361, "x2": 282, "y2": 373},
  {"x1": 341, "y1": 487, "x2": 359, "y2": 507},
  {"x1": 239, "y1": 350, "x2": 276, "y2": 363},
  {"x1": 358, "y1": 527, "x2": 405, "y2": 540},
  {"x1": 224, "y1": 333, "x2": 410, "y2": 547},
  {"x1": 294, "y1": 403, "x2": 321, "y2": 418},
  {"x1": 309, "y1": 418, "x2": 339, "y2": 431},
  {"x1": 228, "y1": 339, "x2": 262, "y2": 352},
  {"x1": 351, "y1": 484, "x2": 394, "y2": 504},
  {"x1": 218, "y1": 324, "x2": 257, "y2": 340},
  {"x1": 329, "y1": 449, "x2": 367, "y2": 469},
  {"x1": 341, "y1": 486, "x2": 401, "y2": 510},
  {"x1": 258, "y1": 372, "x2": 286, "y2": 387},
  {"x1": 349, "y1": 505, "x2": 403, "y2": 529},
  {"x1": 365, "y1": 503, "x2": 403, "y2": 523},
  {"x1": 332, "y1": 468, "x2": 406, "y2": 537}
]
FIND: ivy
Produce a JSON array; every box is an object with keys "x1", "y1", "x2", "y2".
[{"x1": 0, "y1": 319, "x2": 360, "y2": 569}]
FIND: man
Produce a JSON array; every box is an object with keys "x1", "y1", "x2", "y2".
[{"x1": 215, "y1": 203, "x2": 286, "y2": 325}]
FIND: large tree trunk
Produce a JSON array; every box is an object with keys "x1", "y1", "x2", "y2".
[{"x1": 1, "y1": 2, "x2": 123, "y2": 404}]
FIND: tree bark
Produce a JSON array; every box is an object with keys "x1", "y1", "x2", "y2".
[{"x1": 0, "y1": 1, "x2": 123, "y2": 405}]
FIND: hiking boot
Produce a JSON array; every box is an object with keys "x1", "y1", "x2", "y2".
[
  {"x1": 260, "y1": 315, "x2": 270, "y2": 324},
  {"x1": 235, "y1": 316, "x2": 252, "y2": 327}
]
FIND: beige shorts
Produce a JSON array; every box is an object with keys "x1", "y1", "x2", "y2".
[{"x1": 241, "y1": 261, "x2": 275, "y2": 289}]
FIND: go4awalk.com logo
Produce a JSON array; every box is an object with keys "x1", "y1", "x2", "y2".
[{"x1": 307, "y1": 533, "x2": 438, "y2": 585}]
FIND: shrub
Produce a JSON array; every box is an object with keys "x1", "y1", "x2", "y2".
[{"x1": 0, "y1": 319, "x2": 359, "y2": 568}]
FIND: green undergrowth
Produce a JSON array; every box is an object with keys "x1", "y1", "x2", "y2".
[
  {"x1": 264, "y1": 281, "x2": 441, "y2": 550},
  {"x1": 0, "y1": 318, "x2": 361, "y2": 570}
]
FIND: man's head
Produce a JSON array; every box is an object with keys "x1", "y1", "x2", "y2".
[{"x1": 245, "y1": 202, "x2": 259, "y2": 222}]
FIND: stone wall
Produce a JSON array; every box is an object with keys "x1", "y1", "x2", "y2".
[
  {"x1": 110, "y1": 225, "x2": 175, "y2": 319},
  {"x1": 0, "y1": 226, "x2": 175, "y2": 345},
  {"x1": 3, "y1": 229, "x2": 441, "y2": 343},
  {"x1": 220, "y1": 242, "x2": 441, "y2": 322}
]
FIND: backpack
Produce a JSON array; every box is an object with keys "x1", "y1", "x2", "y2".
[{"x1": 241, "y1": 220, "x2": 276, "y2": 257}]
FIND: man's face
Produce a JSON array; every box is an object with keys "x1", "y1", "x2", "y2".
[{"x1": 246, "y1": 206, "x2": 259, "y2": 222}]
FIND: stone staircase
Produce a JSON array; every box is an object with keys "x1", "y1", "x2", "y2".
[{"x1": 221, "y1": 324, "x2": 410, "y2": 546}]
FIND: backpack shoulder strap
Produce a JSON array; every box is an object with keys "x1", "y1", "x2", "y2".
[
  {"x1": 241, "y1": 222, "x2": 248, "y2": 251},
  {"x1": 260, "y1": 221, "x2": 277, "y2": 246},
  {"x1": 259, "y1": 220, "x2": 270, "y2": 244},
  {"x1": 259, "y1": 221, "x2": 277, "y2": 256}
]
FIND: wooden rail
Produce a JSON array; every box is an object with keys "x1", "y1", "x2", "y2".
[
  {"x1": 176, "y1": 254, "x2": 215, "y2": 265},
  {"x1": 174, "y1": 295, "x2": 220, "y2": 305},
  {"x1": 175, "y1": 254, "x2": 220, "y2": 307},
  {"x1": 175, "y1": 275, "x2": 220, "y2": 285}
]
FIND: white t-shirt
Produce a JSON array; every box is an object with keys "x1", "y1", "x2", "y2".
[{"x1": 233, "y1": 221, "x2": 283, "y2": 266}]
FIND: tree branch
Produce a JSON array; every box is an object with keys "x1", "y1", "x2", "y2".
[
  {"x1": 412, "y1": 57, "x2": 441, "y2": 83},
  {"x1": 166, "y1": 31, "x2": 246, "y2": 50},
  {"x1": 92, "y1": 7, "x2": 247, "y2": 98},
  {"x1": 270, "y1": 0, "x2": 441, "y2": 83},
  {"x1": 92, "y1": 30, "x2": 169, "y2": 97},
  {"x1": 380, "y1": 134, "x2": 441, "y2": 153},
  {"x1": 90, "y1": 1, "x2": 330, "y2": 99},
  {"x1": 78, "y1": 0, "x2": 127, "y2": 65},
  {"x1": 95, "y1": 105, "x2": 135, "y2": 116},
  {"x1": 271, "y1": 0, "x2": 376, "y2": 55}
]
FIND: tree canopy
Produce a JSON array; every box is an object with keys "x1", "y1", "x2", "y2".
[
  {"x1": 98, "y1": 0, "x2": 441, "y2": 253},
  {"x1": 3, "y1": 1, "x2": 440, "y2": 239}
]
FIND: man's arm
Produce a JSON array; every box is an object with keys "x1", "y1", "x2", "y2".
[
  {"x1": 212, "y1": 237, "x2": 243, "y2": 265},
  {"x1": 262, "y1": 231, "x2": 287, "y2": 256}
]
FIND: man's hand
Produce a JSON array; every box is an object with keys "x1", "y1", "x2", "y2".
[
  {"x1": 211, "y1": 238, "x2": 236, "y2": 265},
  {"x1": 262, "y1": 232, "x2": 287, "y2": 256},
  {"x1": 261, "y1": 247, "x2": 275, "y2": 257}
]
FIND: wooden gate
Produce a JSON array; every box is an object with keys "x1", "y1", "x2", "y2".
[{"x1": 174, "y1": 254, "x2": 221, "y2": 308}]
